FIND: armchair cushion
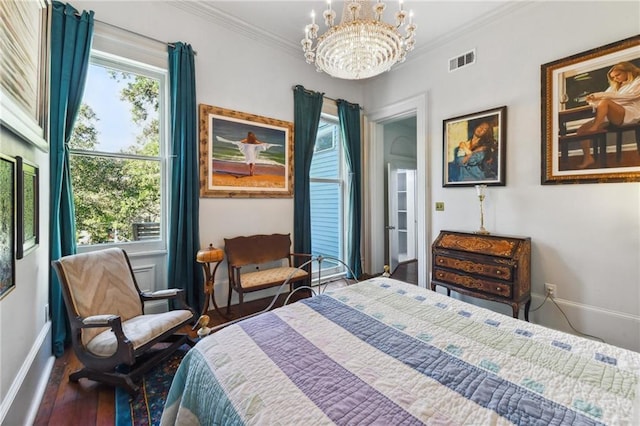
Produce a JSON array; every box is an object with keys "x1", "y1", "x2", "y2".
[
  {"x1": 238, "y1": 266, "x2": 308, "y2": 290},
  {"x1": 57, "y1": 248, "x2": 144, "y2": 345},
  {"x1": 86, "y1": 310, "x2": 193, "y2": 357}
]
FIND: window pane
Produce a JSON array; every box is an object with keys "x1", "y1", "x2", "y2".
[
  {"x1": 71, "y1": 155, "x2": 161, "y2": 245},
  {"x1": 70, "y1": 63, "x2": 159, "y2": 155},
  {"x1": 310, "y1": 123, "x2": 339, "y2": 179},
  {"x1": 314, "y1": 123, "x2": 335, "y2": 153},
  {"x1": 310, "y1": 181, "x2": 341, "y2": 261},
  {"x1": 310, "y1": 118, "x2": 344, "y2": 277},
  {"x1": 69, "y1": 56, "x2": 164, "y2": 248}
]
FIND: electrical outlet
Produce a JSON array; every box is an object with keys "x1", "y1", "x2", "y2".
[
  {"x1": 544, "y1": 283, "x2": 557, "y2": 297},
  {"x1": 435, "y1": 202, "x2": 445, "y2": 211}
]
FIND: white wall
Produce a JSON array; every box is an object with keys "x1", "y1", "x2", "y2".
[
  {"x1": 364, "y1": 1, "x2": 640, "y2": 351},
  {"x1": 0, "y1": 128, "x2": 52, "y2": 424}
]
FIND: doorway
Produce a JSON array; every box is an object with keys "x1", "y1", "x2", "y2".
[
  {"x1": 365, "y1": 94, "x2": 428, "y2": 286},
  {"x1": 384, "y1": 117, "x2": 418, "y2": 272}
]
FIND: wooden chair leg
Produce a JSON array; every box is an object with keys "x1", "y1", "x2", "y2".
[
  {"x1": 226, "y1": 282, "x2": 233, "y2": 315},
  {"x1": 614, "y1": 126, "x2": 640, "y2": 163},
  {"x1": 560, "y1": 140, "x2": 569, "y2": 166},
  {"x1": 238, "y1": 292, "x2": 244, "y2": 317},
  {"x1": 592, "y1": 134, "x2": 608, "y2": 167},
  {"x1": 616, "y1": 130, "x2": 624, "y2": 162}
]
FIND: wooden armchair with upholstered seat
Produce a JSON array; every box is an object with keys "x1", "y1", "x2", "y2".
[{"x1": 51, "y1": 247, "x2": 195, "y2": 394}]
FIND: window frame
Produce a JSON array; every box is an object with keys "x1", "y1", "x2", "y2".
[
  {"x1": 309, "y1": 112, "x2": 348, "y2": 281},
  {"x1": 71, "y1": 50, "x2": 170, "y2": 254}
]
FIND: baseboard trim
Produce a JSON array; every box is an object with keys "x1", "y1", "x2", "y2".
[
  {"x1": 528, "y1": 292, "x2": 639, "y2": 352},
  {"x1": 0, "y1": 321, "x2": 54, "y2": 425}
]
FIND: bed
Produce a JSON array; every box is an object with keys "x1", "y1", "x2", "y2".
[{"x1": 161, "y1": 277, "x2": 640, "y2": 425}]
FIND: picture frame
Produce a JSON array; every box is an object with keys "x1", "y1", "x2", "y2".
[
  {"x1": 0, "y1": 154, "x2": 16, "y2": 300},
  {"x1": 16, "y1": 157, "x2": 39, "y2": 259},
  {"x1": 0, "y1": 0, "x2": 49, "y2": 151},
  {"x1": 541, "y1": 35, "x2": 640, "y2": 184},
  {"x1": 199, "y1": 104, "x2": 294, "y2": 198},
  {"x1": 443, "y1": 106, "x2": 507, "y2": 187}
]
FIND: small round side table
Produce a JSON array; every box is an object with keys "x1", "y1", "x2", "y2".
[{"x1": 196, "y1": 244, "x2": 227, "y2": 319}]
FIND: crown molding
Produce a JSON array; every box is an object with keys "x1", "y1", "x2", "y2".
[
  {"x1": 170, "y1": 0, "x2": 301, "y2": 58},
  {"x1": 170, "y1": 1, "x2": 533, "y2": 66},
  {"x1": 410, "y1": 1, "x2": 534, "y2": 59}
]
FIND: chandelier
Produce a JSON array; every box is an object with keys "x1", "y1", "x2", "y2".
[{"x1": 301, "y1": 0, "x2": 416, "y2": 80}]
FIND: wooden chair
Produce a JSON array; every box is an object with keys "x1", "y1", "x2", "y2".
[
  {"x1": 51, "y1": 247, "x2": 195, "y2": 394},
  {"x1": 224, "y1": 233, "x2": 311, "y2": 315},
  {"x1": 612, "y1": 122, "x2": 640, "y2": 163}
]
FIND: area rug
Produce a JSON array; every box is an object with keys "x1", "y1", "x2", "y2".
[{"x1": 115, "y1": 345, "x2": 190, "y2": 426}]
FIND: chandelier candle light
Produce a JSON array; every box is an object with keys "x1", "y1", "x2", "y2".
[
  {"x1": 302, "y1": 0, "x2": 417, "y2": 80},
  {"x1": 475, "y1": 185, "x2": 490, "y2": 235}
]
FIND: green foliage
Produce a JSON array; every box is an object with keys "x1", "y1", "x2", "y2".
[
  {"x1": 69, "y1": 104, "x2": 99, "y2": 150},
  {"x1": 108, "y1": 70, "x2": 159, "y2": 124},
  {"x1": 70, "y1": 71, "x2": 162, "y2": 244}
]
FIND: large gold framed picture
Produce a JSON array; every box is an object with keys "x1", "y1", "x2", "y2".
[
  {"x1": 541, "y1": 35, "x2": 640, "y2": 184},
  {"x1": 199, "y1": 104, "x2": 294, "y2": 198}
]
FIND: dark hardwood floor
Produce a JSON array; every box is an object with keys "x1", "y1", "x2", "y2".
[
  {"x1": 33, "y1": 282, "x2": 348, "y2": 425},
  {"x1": 390, "y1": 259, "x2": 418, "y2": 285}
]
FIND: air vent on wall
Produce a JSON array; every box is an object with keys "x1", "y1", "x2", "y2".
[{"x1": 449, "y1": 49, "x2": 476, "y2": 72}]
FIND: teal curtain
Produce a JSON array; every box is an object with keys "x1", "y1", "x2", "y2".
[
  {"x1": 49, "y1": 1, "x2": 94, "y2": 357},
  {"x1": 293, "y1": 85, "x2": 324, "y2": 259},
  {"x1": 167, "y1": 43, "x2": 203, "y2": 311},
  {"x1": 337, "y1": 99, "x2": 362, "y2": 278}
]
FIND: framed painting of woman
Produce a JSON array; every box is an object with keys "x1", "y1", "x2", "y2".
[
  {"x1": 198, "y1": 104, "x2": 294, "y2": 198},
  {"x1": 541, "y1": 35, "x2": 640, "y2": 184},
  {"x1": 443, "y1": 106, "x2": 507, "y2": 187}
]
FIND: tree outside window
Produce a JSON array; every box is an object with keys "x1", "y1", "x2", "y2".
[{"x1": 69, "y1": 57, "x2": 165, "y2": 246}]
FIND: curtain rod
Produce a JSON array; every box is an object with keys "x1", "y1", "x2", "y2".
[
  {"x1": 290, "y1": 86, "x2": 338, "y2": 104},
  {"x1": 291, "y1": 86, "x2": 363, "y2": 110},
  {"x1": 74, "y1": 13, "x2": 197, "y2": 55},
  {"x1": 95, "y1": 19, "x2": 198, "y2": 55}
]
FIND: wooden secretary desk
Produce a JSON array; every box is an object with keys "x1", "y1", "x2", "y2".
[{"x1": 431, "y1": 230, "x2": 531, "y2": 320}]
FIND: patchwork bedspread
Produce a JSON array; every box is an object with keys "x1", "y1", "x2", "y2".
[{"x1": 161, "y1": 278, "x2": 640, "y2": 425}]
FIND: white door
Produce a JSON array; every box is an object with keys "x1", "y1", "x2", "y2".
[{"x1": 387, "y1": 163, "x2": 417, "y2": 272}]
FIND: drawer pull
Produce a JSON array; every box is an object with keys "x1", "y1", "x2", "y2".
[
  {"x1": 496, "y1": 287, "x2": 502, "y2": 292},
  {"x1": 496, "y1": 271, "x2": 501, "y2": 274},
  {"x1": 439, "y1": 259, "x2": 444, "y2": 263}
]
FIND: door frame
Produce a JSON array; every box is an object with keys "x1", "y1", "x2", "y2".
[{"x1": 364, "y1": 94, "x2": 429, "y2": 287}]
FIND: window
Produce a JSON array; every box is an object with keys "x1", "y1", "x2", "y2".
[
  {"x1": 313, "y1": 124, "x2": 335, "y2": 153},
  {"x1": 309, "y1": 116, "x2": 346, "y2": 279},
  {"x1": 69, "y1": 51, "x2": 168, "y2": 249}
]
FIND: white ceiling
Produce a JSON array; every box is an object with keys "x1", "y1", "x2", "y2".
[{"x1": 172, "y1": 1, "x2": 521, "y2": 59}]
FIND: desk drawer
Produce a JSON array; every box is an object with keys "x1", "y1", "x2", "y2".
[
  {"x1": 433, "y1": 268, "x2": 512, "y2": 298},
  {"x1": 434, "y1": 255, "x2": 513, "y2": 281}
]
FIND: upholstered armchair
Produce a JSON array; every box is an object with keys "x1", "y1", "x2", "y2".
[{"x1": 51, "y1": 247, "x2": 195, "y2": 394}]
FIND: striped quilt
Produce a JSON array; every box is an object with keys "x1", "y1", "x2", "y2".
[{"x1": 161, "y1": 278, "x2": 640, "y2": 425}]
